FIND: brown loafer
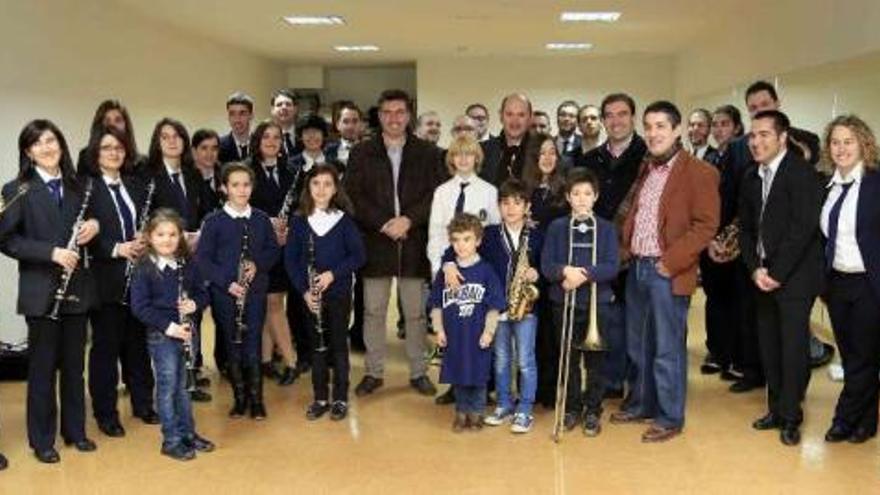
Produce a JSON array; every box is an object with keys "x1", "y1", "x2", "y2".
[
  {"x1": 609, "y1": 411, "x2": 651, "y2": 424},
  {"x1": 641, "y1": 425, "x2": 682, "y2": 443}
]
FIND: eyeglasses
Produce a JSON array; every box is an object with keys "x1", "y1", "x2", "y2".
[{"x1": 452, "y1": 126, "x2": 475, "y2": 132}]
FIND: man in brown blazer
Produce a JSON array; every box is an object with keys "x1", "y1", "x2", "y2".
[{"x1": 610, "y1": 101, "x2": 720, "y2": 442}]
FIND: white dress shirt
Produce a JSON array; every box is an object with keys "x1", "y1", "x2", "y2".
[
  {"x1": 223, "y1": 203, "x2": 252, "y2": 219},
  {"x1": 757, "y1": 149, "x2": 786, "y2": 260},
  {"x1": 820, "y1": 162, "x2": 866, "y2": 273},
  {"x1": 36, "y1": 166, "x2": 63, "y2": 198},
  {"x1": 164, "y1": 161, "x2": 187, "y2": 197},
  {"x1": 427, "y1": 173, "x2": 500, "y2": 275},
  {"x1": 103, "y1": 174, "x2": 137, "y2": 257}
]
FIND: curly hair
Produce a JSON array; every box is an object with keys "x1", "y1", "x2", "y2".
[{"x1": 821, "y1": 114, "x2": 878, "y2": 172}]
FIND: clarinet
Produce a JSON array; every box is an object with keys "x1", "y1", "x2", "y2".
[
  {"x1": 233, "y1": 220, "x2": 251, "y2": 345},
  {"x1": 121, "y1": 179, "x2": 156, "y2": 304},
  {"x1": 48, "y1": 178, "x2": 94, "y2": 321},
  {"x1": 276, "y1": 166, "x2": 301, "y2": 227},
  {"x1": 177, "y1": 256, "x2": 198, "y2": 392},
  {"x1": 307, "y1": 233, "x2": 328, "y2": 353}
]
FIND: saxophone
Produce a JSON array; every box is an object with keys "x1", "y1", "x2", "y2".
[{"x1": 506, "y1": 223, "x2": 539, "y2": 321}]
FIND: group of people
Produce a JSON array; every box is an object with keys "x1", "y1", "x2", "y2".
[{"x1": 0, "y1": 79, "x2": 877, "y2": 469}]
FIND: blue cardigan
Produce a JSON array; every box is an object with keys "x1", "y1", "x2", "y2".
[
  {"x1": 195, "y1": 208, "x2": 280, "y2": 294},
  {"x1": 130, "y1": 258, "x2": 208, "y2": 334},
  {"x1": 285, "y1": 213, "x2": 366, "y2": 300},
  {"x1": 540, "y1": 215, "x2": 620, "y2": 305}
]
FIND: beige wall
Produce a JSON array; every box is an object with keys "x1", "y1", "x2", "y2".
[
  {"x1": 324, "y1": 65, "x2": 416, "y2": 116},
  {"x1": 417, "y1": 54, "x2": 676, "y2": 147},
  {"x1": 0, "y1": 1, "x2": 285, "y2": 343}
]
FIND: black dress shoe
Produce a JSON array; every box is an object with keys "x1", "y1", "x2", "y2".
[
  {"x1": 355, "y1": 376, "x2": 384, "y2": 397},
  {"x1": 752, "y1": 413, "x2": 782, "y2": 431},
  {"x1": 434, "y1": 387, "x2": 455, "y2": 405},
  {"x1": 278, "y1": 366, "x2": 298, "y2": 386},
  {"x1": 161, "y1": 444, "x2": 195, "y2": 461},
  {"x1": 98, "y1": 421, "x2": 126, "y2": 438},
  {"x1": 780, "y1": 425, "x2": 801, "y2": 446},
  {"x1": 848, "y1": 427, "x2": 875, "y2": 444},
  {"x1": 294, "y1": 362, "x2": 312, "y2": 375},
  {"x1": 190, "y1": 389, "x2": 213, "y2": 402},
  {"x1": 700, "y1": 355, "x2": 722, "y2": 375},
  {"x1": 0, "y1": 452, "x2": 7, "y2": 470},
  {"x1": 306, "y1": 401, "x2": 331, "y2": 420},
  {"x1": 65, "y1": 438, "x2": 97, "y2": 452},
  {"x1": 183, "y1": 434, "x2": 215, "y2": 453},
  {"x1": 719, "y1": 368, "x2": 743, "y2": 382},
  {"x1": 330, "y1": 401, "x2": 348, "y2": 421},
  {"x1": 730, "y1": 380, "x2": 763, "y2": 393},
  {"x1": 824, "y1": 424, "x2": 851, "y2": 443},
  {"x1": 34, "y1": 448, "x2": 60, "y2": 464},
  {"x1": 410, "y1": 375, "x2": 437, "y2": 396},
  {"x1": 136, "y1": 410, "x2": 160, "y2": 425},
  {"x1": 196, "y1": 376, "x2": 211, "y2": 388}
]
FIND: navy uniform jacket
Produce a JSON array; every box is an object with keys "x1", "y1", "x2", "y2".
[
  {"x1": 218, "y1": 132, "x2": 249, "y2": 164},
  {"x1": 285, "y1": 213, "x2": 366, "y2": 300},
  {"x1": 0, "y1": 175, "x2": 99, "y2": 316},
  {"x1": 137, "y1": 164, "x2": 206, "y2": 232},
  {"x1": 130, "y1": 257, "x2": 208, "y2": 334}
]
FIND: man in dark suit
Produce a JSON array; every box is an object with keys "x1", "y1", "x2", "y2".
[
  {"x1": 555, "y1": 100, "x2": 581, "y2": 169},
  {"x1": 270, "y1": 88, "x2": 302, "y2": 160},
  {"x1": 686, "y1": 108, "x2": 715, "y2": 161},
  {"x1": 218, "y1": 92, "x2": 254, "y2": 164},
  {"x1": 738, "y1": 110, "x2": 823, "y2": 446},
  {"x1": 325, "y1": 102, "x2": 363, "y2": 168},
  {"x1": 726, "y1": 80, "x2": 829, "y2": 394},
  {"x1": 480, "y1": 93, "x2": 540, "y2": 187}
]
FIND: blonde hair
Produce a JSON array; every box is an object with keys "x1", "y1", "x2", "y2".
[
  {"x1": 820, "y1": 114, "x2": 879, "y2": 173},
  {"x1": 445, "y1": 135, "x2": 484, "y2": 175}
]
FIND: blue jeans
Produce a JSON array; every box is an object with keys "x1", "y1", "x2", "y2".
[
  {"x1": 624, "y1": 257, "x2": 690, "y2": 429},
  {"x1": 454, "y1": 385, "x2": 487, "y2": 414},
  {"x1": 601, "y1": 297, "x2": 627, "y2": 391},
  {"x1": 147, "y1": 331, "x2": 195, "y2": 448},
  {"x1": 494, "y1": 314, "x2": 538, "y2": 416}
]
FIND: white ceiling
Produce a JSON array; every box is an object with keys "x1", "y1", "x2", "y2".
[{"x1": 113, "y1": 0, "x2": 753, "y2": 64}]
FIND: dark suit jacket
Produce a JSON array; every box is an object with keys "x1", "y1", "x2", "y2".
[
  {"x1": 219, "y1": 132, "x2": 249, "y2": 164},
  {"x1": 139, "y1": 165, "x2": 206, "y2": 231},
  {"x1": 574, "y1": 134, "x2": 648, "y2": 223},
  {"x1": 738, "y1": 151, "x2": 823, "y2": 300},
  {"x1": 247, "y1": 157, "x2": 298, "y2": 217},
  {"x1": 0, "y1": 175, "x2": 98, "y2": 316},
  {"x1": 344, "y1": 136, "x2": 442, "y2": 278},
  {"x1": 89, "y1": 175, "x2": 148, "y2": 304},
  {"x1": 198, "y1": 166, "x2": 224, "y2": 213},
  {"x1": 824, "y1": 168, "x2": 880, "y2": 299},
  {"x1": 479, "y1": 132, "x2": 541, "y2": 187},
  {"x1": 621, "y1": 151, "x2": 720, "y2": 296}
]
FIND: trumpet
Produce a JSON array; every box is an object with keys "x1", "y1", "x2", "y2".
[
  {"x1": 307, "y1": 233, "x2": 328, "y2": 353},
  {"x1": 552, "y1": 215, "x2": 602, "y2": 442},
  {"x1": 48, "y1": 179, "x2": 94, "y2": 321},
  {"x1": 121, "y1": 179, "x2": 156, "y2": 304},
  {"x1": 177, "y1": 256, "x2": 198, "y2": 392},
  {"x1": 0, "y1": 182, "x2": 30, "y2": 217}
]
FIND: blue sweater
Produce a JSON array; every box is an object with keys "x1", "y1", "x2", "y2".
[
  {"x1": 130, "y1": 258, "x2": 209, "y2": 334},
  {"x1": 441, "y1": 224, "x2": 543, "y2": 295},
  {"x1": 285, "y1": 213, "x2": 366, "y2": 300},
  {"x1": 196, "y1": 208, "x2": 280, "y2": 294},
  {"x1": 540, "y1": 215, "x2": 619, "y2": 306}
]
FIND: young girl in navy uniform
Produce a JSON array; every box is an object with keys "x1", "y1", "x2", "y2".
[
  {"x1": 429, "y1": 213, "x2": 506, "y2": 431},
  {"x1": 196, "y1": 163, "x2": 280, "y2": 420},
  {"x1": 1, "y1": 120, "x2": 103, "y2": 465},
  {"x1": 541, "y1": 169, "x2": 619, "y2": 437},
  {"x1": 285, "y1": 164, "x2": 365, "y2": 421},
  {"x1": 130, "y1": 208, "x2": 213, "y2": 461}
]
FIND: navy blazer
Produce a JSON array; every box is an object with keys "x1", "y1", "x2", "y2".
[
  {"x1": 138, "y1": 165, "x2": 206, "y2": 231},
  {"x1": 247, "y1": 157, "x2": 298, "y2": 217},
  {"x1": 130, "y1": 257, "x2": 208, "y2": 334},
  {"x1": 219, "y1": 132, "x2": 250, "y2": 164},
  {"x1": 0, "y1": 175, "x2": 98, "y2": 316},
  {"x1": 824, "y1": 169, "x2": 880, "y2": 299},
  {"x1": 738, "y1": 151, "x2": 823, "y2": 300},
  {"x1": 89, "y1": 174, "x2": 149, "y2": 304}
]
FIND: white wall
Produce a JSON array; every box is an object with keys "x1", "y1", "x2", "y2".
[
  {"x1": 0, "y1": 1, "x2": 285, "y2": 344},
  {"x1": 323, "y1": 65, "x2": 416, "y2": 115},
  {"x1": 417, "y1": 54, "x2": 676, "y2": 147}
]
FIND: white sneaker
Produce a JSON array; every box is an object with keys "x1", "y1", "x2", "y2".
[
  {"x1": 483, "y1": 408, "x2": 513, "y2": 426},
  {"x1": 510, "y1": 413, "x2": 534, "y2": 433}
]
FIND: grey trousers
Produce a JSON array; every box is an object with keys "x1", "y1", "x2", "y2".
[{"x1": 363, "y1": 277, "x2": 428, "y2": 379}]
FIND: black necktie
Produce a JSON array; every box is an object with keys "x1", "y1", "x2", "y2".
[
  {"x1": 108, "y1": 183, "x2": 135, "y2": 241},
  {"x1": 238, "y1": 144, "x2": 248, "y2": 160},
  {"x1": 455, "y1": 182, "x2": 469, "y2": 214},
  {"x1": 825, "y1": 181, "x2": 854, "y2": 271},
  {"x1": 283, "y1": 132, "x2": 295, "y2": 156},
  {"x1": 265, "y1": 165, "x2": 279, "y2": 193},
  {"x1": 46, "y1": 178, "x2": 62, "y2": 207},
  {"x1": 171, "y1": 172, "x2": 187, "y2": 200}
]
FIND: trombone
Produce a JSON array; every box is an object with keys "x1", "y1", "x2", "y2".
[{"x1": 552, "y1": 214, "x2": 603, "y2": 443}]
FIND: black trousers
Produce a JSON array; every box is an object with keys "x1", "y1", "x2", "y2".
[
  {"x1": 207, "y1": 291, "x2": 228, "y2": 372},
  {"x1": 349, "y1": 272, "x2": 365, "y2": 346},
  {"x1": 754, "y1": 291, "x2": 812, "y2": 426},
  {"x1": 26, "y1": 315, "x2": 88, "y2": 451},
  {"x1": 287, "y1": 288, "x2": 312, "y2": 367},
  {"x1": 88, "y1": 303, "x2": 154, "y2": 423},
  {"x1": 535, "y1": 295, "x2": 558, "y2": 406},
  {"x1": 738, "y1": 262, "x2": 765, "y2": 384},
  {"x1": 827, "y1": 271, "x2": 880, "y2": 433},
  {"x1": 551, "y1": 305, "x2": 605, "y2": 415},
  {"x1": 700, "y1": 254, "x2": 743, "y2": 369},
  {"x1": 310, "y1": 295, "x2": 351, "y2": 402}
]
